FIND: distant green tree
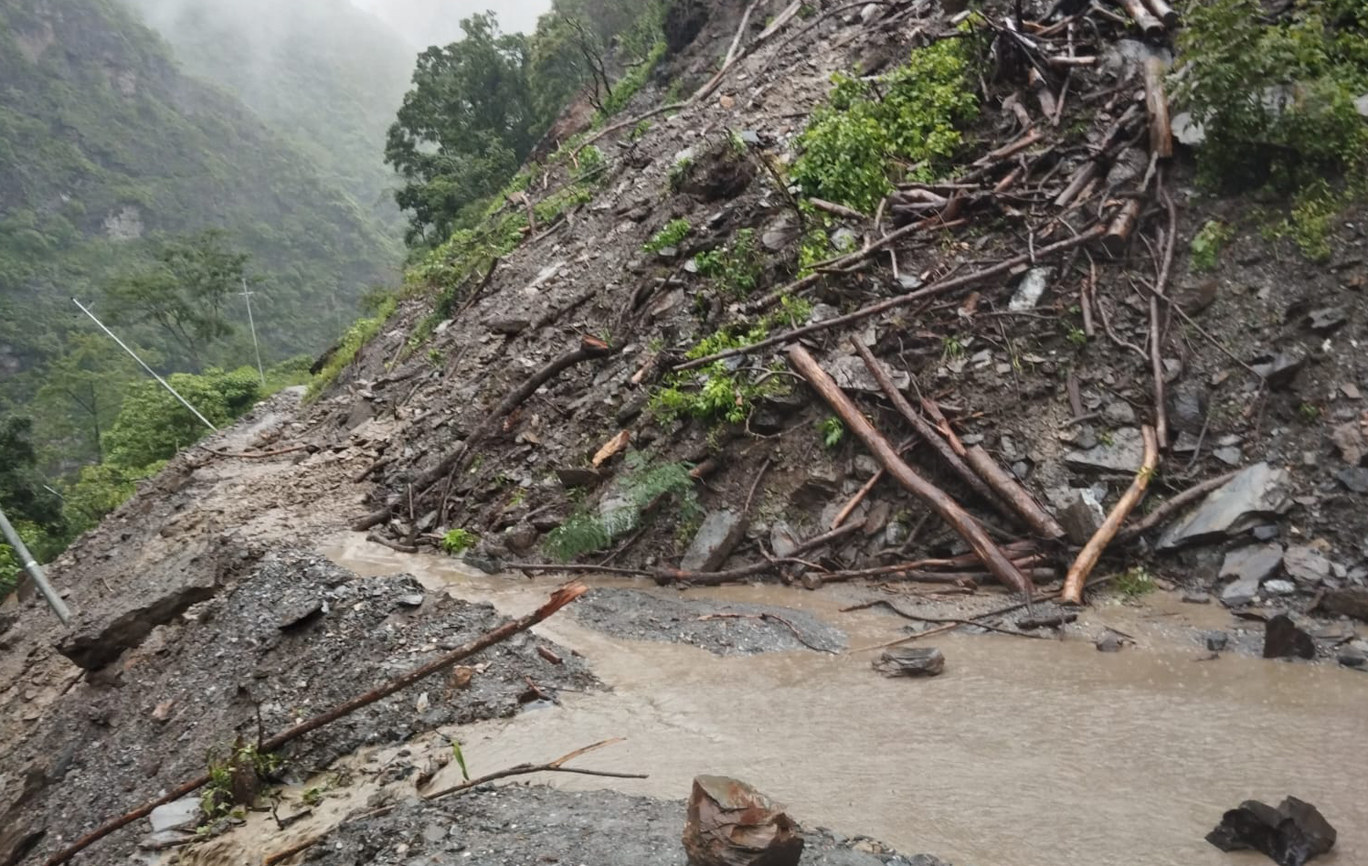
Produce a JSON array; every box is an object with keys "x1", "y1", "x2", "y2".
[
  {"x1": 386, "y1": 13, "x2": 539, "y2": 243},
  {"x1": 33, "y1": 334, "x2": 143, "y2": 464},
  {"x1": 0, "y1": 417, "x2": 67, "y2": 597},
  {"x1": 103, "y1": 367, "x2": 262, "y2": 471},
  {"x1": 104, "y1": 231, "x2": 251, "y2": 370}
]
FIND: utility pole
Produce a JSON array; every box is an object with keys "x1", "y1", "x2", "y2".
[
  {"x1": 241, "y1": 277, "x2": 266, "y2": 386},
  {"x1": 72, "y1": 298, "x2": 218, "y2": 433},
  {"x1": 0, "y1": 504, "x2": 71, "y2": 624}
]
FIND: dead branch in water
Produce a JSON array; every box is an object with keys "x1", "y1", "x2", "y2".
[
  {"x1": 43, "y1": 583, "x2": 589, "y2": 866},
  {"x1": 423, "y1": 738, "x2": 645, "y2": 801},
  {"x1": 657, "y1": 521, "x2": 863, "y2": 586},
  {"x1": 788, "y1": 345, "x2": 1033, "y2": 597}
]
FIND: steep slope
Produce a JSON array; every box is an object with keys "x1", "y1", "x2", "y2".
[
  {"x1": 0, "y1": 0, "x2": 400, "y2": 406},
  {"x1": 122, "y1": 0, "x2": 415, "y2": 227}
]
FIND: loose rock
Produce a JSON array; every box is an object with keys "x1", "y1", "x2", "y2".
[
  {"x1": 872, "y1": 647, "x2": 945, "y2": 677},
  {"x1": 1282, "y1": 546, "x2": 1330, "y2": 587},
  {"x1": 1064, "y1": 427, "x2": 1146, "y2": 473},
  {"x1": 1206, "y1": 795, "x2": 1337, "y2": 866},
  {"x1": 683, "y1": 776, "x2": 804, "y2": 866},
  {"x1": 681, "y1": 510, "x2": 749, "y2": 572},
  {"x1": 1157, "y1": 463, "x2": 1294, "y2": 549},
  {"x1": 1262, "y1": 614, "x2": 1316, "y2": 660},
  {"x1": 1319, "y1": 586, "x2": 1368, "y2": 622}
]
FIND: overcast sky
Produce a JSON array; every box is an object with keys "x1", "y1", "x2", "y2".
[{"x1": 349, "y1": 0, "x2": 551, "y2": 46}]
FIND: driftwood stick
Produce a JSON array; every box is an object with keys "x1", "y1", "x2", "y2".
[
  {"x1": 1055, "y1": 160, "x2": 1098, "y2": 207},
  {"x1": 1144, "y1": 57, "x2": 1173, "y2": 159},
  {"x1": 1116, "y1": 0, "x2": 1163, "y2": 35},
  {"x1": 788, "y1": 345, "x2": 1033, "y2": 597},
  {"x1": 1141, "y1": 0, "x2": 1179, "y2": 28},
  {"x1": 832, "y1": 469, "x2": 884, "y2": 529},
  {"x1": 683, "y1": 225, "x2": 1107, "y2": 372},
  {"x1": 572, "y1": 101, "x2": 688, "y2": 158},
  {"x1": 424, "y1": 738, "x2": 644, "y2": 801},
  {"x1": 1101, "y1": 198, "x2": 1142, "y2": 256},
  {"x1": 850, "y1": 339, "x2": 1005, "y2": 511},
  {"x1": 1115, "y1": 469, "x2": 1240, "y2": 542},
  {"x1": 808, "y1": 196, "x2": 870, "y2": 220},
  {"x1": 42, "y1": 583, "x2": 589, "y2": 866},
  {"x1": 962, "y1": 446, "x2": 1067, "y2": 539},
  {"x1": 657, "y1": 522, "x2": 863, "y2": 586},
  {"x1": 1060, "y1": 426, "x2": 1159, "y2": 604}
]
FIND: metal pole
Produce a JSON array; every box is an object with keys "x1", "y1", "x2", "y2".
[
  {"x1": 0, "y1": 505, "x2": 71, "y2": 624},
  {"x1": 71, "y1": 298, "x2": 218, "y2": 432},
  {"x1": 241, "y1": 277, "x2": 266, "y2": 386}
]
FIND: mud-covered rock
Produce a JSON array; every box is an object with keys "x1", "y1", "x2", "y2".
[
  {"x1": 1158, "y1": 463, "x2": 1294, "y2": 549},
  {"x1": 1206, "y1": 796, "x2": 1336, "y2": 865}
]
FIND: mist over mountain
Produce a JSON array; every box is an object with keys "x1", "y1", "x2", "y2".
[
  {"x1": 121, "y1": 0, "x2": 417, "y2": 226},
  {"x1": 348, "y1": 0, "x2": 551, "y2": 46}
]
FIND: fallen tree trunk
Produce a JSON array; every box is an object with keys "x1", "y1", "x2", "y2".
[
  {"x1": 41, "y1": 582, "x2": 589, "y2": 866},
  {"x1": 353, "y1": 336, "x2": 614, "y2": 530},
  {"x1": 850, "y1": 339, "x2": 1006, "y2": 513},
  {"x1": 1117, "y1": 0, "x2": 1163, "y2": 36},
  {"x1": 1060, "y1": 426, "x2": 1159, "y2": 604},
  {"x1": 1144, "y1": 56, "x2": 1173, "y2": 160},
  {"x1": 787, "y1": 345, "x2": 1033, "y2": 597},
  {"x1": 962, "y1": 446, "x2": 1067, "y2": 540}
]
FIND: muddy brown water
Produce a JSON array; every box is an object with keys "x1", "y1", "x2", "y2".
[{"x1": 324, "y1": 537, "x2": 1365, "y2": 866}]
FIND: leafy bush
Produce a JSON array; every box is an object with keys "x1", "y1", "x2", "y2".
[
  {"x1": 792, "y1": 37, "x2": 979, "y2": 212},
  {"x1": 693, "y1": 229, "x2": 763, "y2": 296},
  {"x1": 1189, "y1": 220, "x2": 1233, "y2": 272},
  {"x1": 440, "y1": 528, "x2": 479, "y2": 554},
  {"x1": 543, "y1": 453, "x2": 698, "y2": 560},
  {"x1": 644, "y1": 218, "x2": 692, "y2": 252},
  {"x1": 105, "y1": 367, "x2": 263, "y2": 469},
  {"x1": 1175, "y1": 0, "x2": 1368, "y2": 196},
  {"x1": 306, "y1": 294, "x2": 397, "y2": 400},
  {"x1": 649, "y1": 323, "x2": 775, "y2": 424}
]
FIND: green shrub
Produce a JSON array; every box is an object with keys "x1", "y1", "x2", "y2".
[
  {"x1": 543, "y1": 453, "x2": 698, "y2": 560},
  {"x1": 105, "y1": 367, "x2": 263, "y2": 469},
  {"x1": 792, "y1": 37, "x2": 979, "y2": 212},
  {"x1": 644, "y1": 218, "x2": 692, "y2": 252},
  {"x1": 440, "y1": 528, "x2": 479, "y2": 554},
  {"x1": 693, "y1": 229, "x2": 763, "y2": 296},
  {"x1": 1175, "y1": 0, "x2": 1368, "y2": 195},
  {"x1": 1189, "y1": 220, "x2": 1233, "y2": 272},
  {"x1": 306, "y1": 294, "x2": 396, "y2": 400}
]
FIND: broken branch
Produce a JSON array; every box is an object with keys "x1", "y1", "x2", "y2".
[
  {"x1": 683, "y1": 225, "x2": 1107, "y2": 372},
  {"x1": 423, "y1": 738, "x2": 644, "y2": 801},
  {"x1": 788, "y1": 345, "x2": 1033, "y2": 597},
  {"x1": 1060, "y1": 426, "x2": 1159, "y2": 605}
]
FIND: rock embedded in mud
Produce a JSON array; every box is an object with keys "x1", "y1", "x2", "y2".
[
  {"x1": 1282, "y1": 546, "x2": 1330, "y2": 587},
  {"x1": 1334, "y1": 467, "x2": 1368, "y2": 494},
  {"x1": 684, "y1": 775, "x2": 804, "y2": 866},
  {"x1": 1206, "y1": 795, "x2": 1336, "y2": 866},
  {"x1": 1095, "y1": 633, "x2": 1123, "y2": 652},
  {"x1": 681, "y1": 510, "x2": 749, "y2": 573},
  {"x1": 1319, "y1": 586, "x2": 1368, "y2": 622},
  {"x1": 1262, "y1": 614, "x2": 1316, "y2": 660},
  {"x1": 1158, "y1": 463, "x2": 1293, "y2": 550},
  {"x1": 872, "y1": 647, "x2": 945, "y2": 677}
]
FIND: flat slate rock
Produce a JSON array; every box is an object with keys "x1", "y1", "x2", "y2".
[
  {"x1": 1158, "y1": 463, "x2": 1294, "y2": 550},
  {"x1": 1064, "y1": 427, "x2": 1146, "y2": 473}
]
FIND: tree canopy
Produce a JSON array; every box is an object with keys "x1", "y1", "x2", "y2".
[{"x1": 385, "y1": 13, "x2": 538, "y2": 243}]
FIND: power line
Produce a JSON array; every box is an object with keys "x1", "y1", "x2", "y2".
[{"x1": 241, "y1": 277, "x2": 266, "y2": 386}]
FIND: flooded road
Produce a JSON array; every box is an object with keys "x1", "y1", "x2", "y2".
[{"x1": 327, "y1": 536, "x2": 1366, "y2": 866}]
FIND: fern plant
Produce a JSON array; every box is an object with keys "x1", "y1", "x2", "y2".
[{"x1": 543, "y1": 453, "x2": 700, "y2": 561}]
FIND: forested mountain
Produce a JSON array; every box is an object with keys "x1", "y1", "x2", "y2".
[
  {"x1": 0, "y1": 0, "x2": 401, "y2": 445},
  {"x1": 121, "y1": 0, "x2": 416, "y2": 227}
]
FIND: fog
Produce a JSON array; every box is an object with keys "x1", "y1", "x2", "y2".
[{"x1": 348, "y1": 0, "x2": 553, "y2": 46}]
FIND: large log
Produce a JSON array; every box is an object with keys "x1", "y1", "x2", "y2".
[
  {"x1": 787, "y1": 346, "x2": 1033, "y2": 597},
  {"x1": 1144, "y1": 57, "x2": 1173, "y2": 160}
]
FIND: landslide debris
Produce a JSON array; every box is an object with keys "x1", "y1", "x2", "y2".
[{"x1": 0, "y1": 549, "x2": 594, "y2": 866}]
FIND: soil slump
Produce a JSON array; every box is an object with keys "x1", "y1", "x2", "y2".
[{"x1": 329, "y1": 537, "x2": 1367, "y2": 866}]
